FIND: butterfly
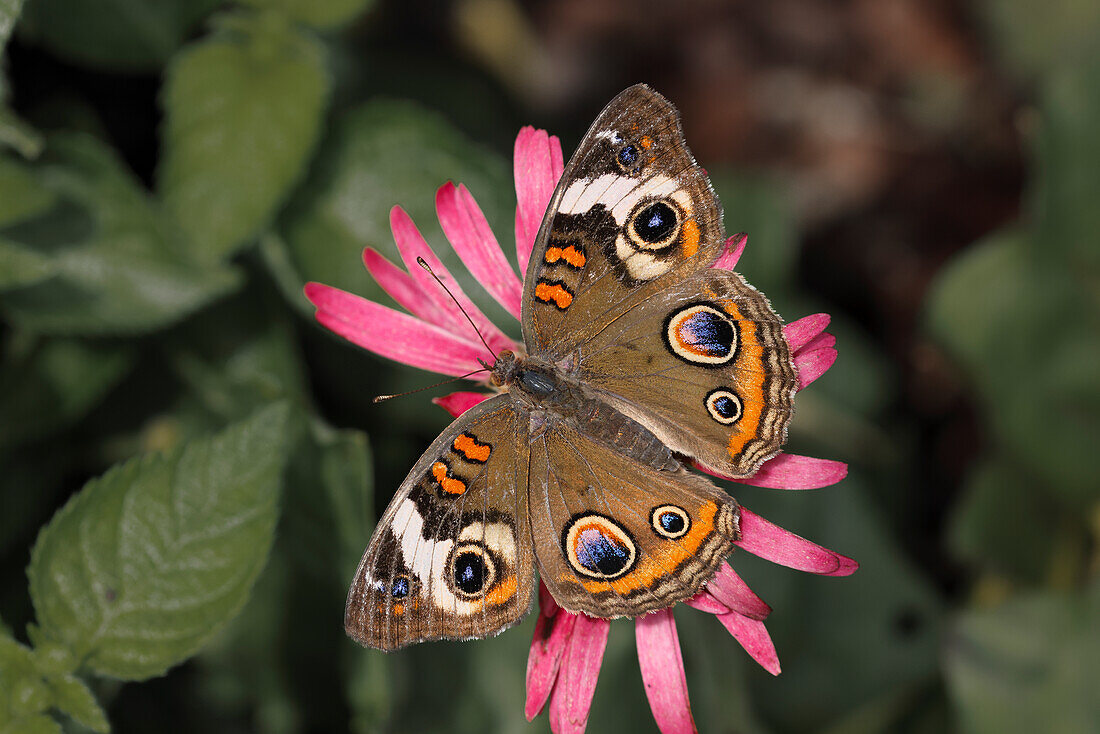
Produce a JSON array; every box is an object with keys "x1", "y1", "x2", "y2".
[{"x1": 345, "y1": 84, "x2": 798, "y2": 650}]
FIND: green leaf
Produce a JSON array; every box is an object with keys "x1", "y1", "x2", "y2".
[
  {"x1": 159, "y1": 13, "x2": 330, "y2": 263},
  {"x1": 977, "y1": 0, "x2": 1100, "y2": 80},
  {"x1": 944, "y1": 581, "x2": 1100, "y2": 734},
  {"x1": 1033, "y1": 53, "x2": 1100, "y2": 275},
  {"x1": 241, "y1": 0, "x2": 373, "y2": 29},
  {"x1": 280, "y1": 99, "x2": 512, "y2": 321},
  {"x1": 946, "y1": 457, "x2": 1063, "y2": 583},
  {"x1": 0, "y1": 0, "x2": 24, "y2": 51},
  {"x1": 27, "y1": 403, "x2": 290, "y2": 680},
  {"x1": 0, "y1": 133, "x2": 241, "y2": 335},
  {"x1": 317, "y1": 426, "x2": 372, "y2": 572},
  {"x1": 47, "y1": 675, "x2": 108, "y2": 733},
  {"x1": 18, "y1": 0, "x2": 222, "y2": 71},
  {"x1": 0, "y1": 156, "x2": 54, "y2": 225},
  {"x1": 0, "y1": 336, "x2": 135, "y2": 449},
  {"x1": 1, "y1": 714, "x2": 61, "y2": 734},
  {"x1": 0, "y1": 240, "x2": 54, "y2": 290},
  {"x1": 711, "y1": 171, "x2": 798, "y2": 303},
  {"x1": 166, "y1": 289, "x2": 306, "y2": 423},
  {"x1": 926, "y1": 231, "x2": 1100, "y2": 507},
  {"x1": 0, "y1": 107, "x2": 44, "y2": 160}
]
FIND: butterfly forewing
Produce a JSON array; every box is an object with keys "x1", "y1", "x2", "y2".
[
  {"x1": 345, "y1": 396, "x2": 535, "y2": 650},
  {"x1": 522, "y1": 84, "x2": 728, "y2": 359}
]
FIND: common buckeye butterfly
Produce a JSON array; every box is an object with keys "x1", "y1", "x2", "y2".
[{"x1": 344, "y1": 84, "x2": 797, "y2": 649}]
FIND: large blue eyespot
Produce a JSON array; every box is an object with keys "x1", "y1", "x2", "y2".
[
  {"x1": 562, "y1": 514, "x2": 637, "y2": 579},
  {"x1": 632, "y1": 202, "x2": 677, "y2": 244},
  {"x1": 449, "y1": 544, "x2": 496, "y2": 598}
]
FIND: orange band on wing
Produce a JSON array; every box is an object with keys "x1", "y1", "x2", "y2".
[
  {"x1": 566, "y1": 502, "x2": 719, "y2": 596},
  {"x1": 431, "y1": 461, "x2": 467, "y2": 495},
  {"x1": 718, "y1": 300, "x2": 765, "y2": 458},
  {"x1": 545, "y1": 245, "x2": 586, "y2": 268},
  {"x1": 681, "y1": 218, "x2": 699, "y2": 258},
  {"x1": 485, "y1": 575, "x2": 518, "y2": 606},
  {"x1": 535, "y1": 281, "x2": 573, "y2": 309},
  {"x1": 453, "y1": 433, "x2": 491, "y2": 463}
]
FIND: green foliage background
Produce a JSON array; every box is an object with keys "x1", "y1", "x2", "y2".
[{"x1": 0, "y1": 1, "x2": 1097, "y2": 732}]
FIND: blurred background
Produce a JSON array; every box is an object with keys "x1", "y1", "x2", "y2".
[{"x1": 1, "y1": 0, "x2": 1098, "y2": 732}]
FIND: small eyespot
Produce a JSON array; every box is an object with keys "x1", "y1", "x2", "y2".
[
  {"x1": 651, "y1": 505, "x2": 691, "y2": 539},
  {"x1": 617, "y1": 144, "x2": 640, "y2": 170},
  {"x1": 705, "y1": 389, "x2": 743, "y2": 424},
  {"x1": 391, "y1": 575, "x2": 411, "y2": 599}
]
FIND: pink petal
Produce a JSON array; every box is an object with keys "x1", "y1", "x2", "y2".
[
  {"x1": 798, "y1": 331, "x2": 836, "y2": 355},
  {"x1": 710, "y1": 233, "x2": 747, "y2": 270},
  {"x1": 432, "y1": 391, "x2": 492, "y2": 417},
  {"x1": 514, "y1": 127, "x2": 563, "y2": 273},
  {"x1": 731, "y1": 453, "x2": 849, "y2": 490},
  {"x1": 362, "y1": 247, "x2": 461, "y2": 329},
  {"x1": 436, "y1": 183, "x2": 523, "y2": 320},
  {"x1": 389, "y1": 207, "x2": 516, "y2": 354},
  {"x1": 304, "y1": 283, "x2": 488, "y2": 376},
  {"x1": 714, "y1": 612, "x2": 781, "y2": 675},
  {"x1": 734, "y1": 507, "x2": 858, "y2": 576},
  {"x1": 526, "y1": 609, "x2": 579, "y2": 721},
  {"x1": 514, "y1": 208, "x2": 529, "y2": 277},
  {"x1": 684, "y1": 590, "x2": 730, "y2": 615},
  {"x1": 548, "y1": 615, "x2": 609, "y2": 734},
  {"x1": 636, "y1": 610, "x2": 697, "y2": 734},
  {"x1": 794, "y1": 347, "x2": 837, "y2": 389},
  {"x1": 783, "y1": 313, "x2": 830, "y2": 353},
  {"x1": 539, "y1": 579, "x2": 560, "y2": 618},
  {"x1": 703, "y1": 561, "x2": 771, "y2": 621}
]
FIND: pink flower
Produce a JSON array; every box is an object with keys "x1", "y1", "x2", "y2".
[{"x1": 304, "y1": 126, "x2": 856, "y2": 734}]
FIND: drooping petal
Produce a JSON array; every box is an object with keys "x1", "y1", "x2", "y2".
[
  {"x1": 389, "y1": 206, "x2": 516, "y2": 354},
  {"x1": 304, "y1": 283, "x2": 488, "y2": 375},
  {"x1": 526, "y1": 609, "x2": 579, "y2": 721},
  {"x1": 514, "y1": 126, "x2": 563, "y2": 273},
  {"x1": 734, "y1": 507, "x2": 858, "y2": 576},
  {"x1": 783, "y1": 313, "x2": 830, "y2": 352},
  {"x1": 732, "y1": 453, "x2": 849, "y2": 490},
  {"x1": 432, "y1": 391, "x2": 492, "y2": 417},
  {"x1": 636, "y1": 610, "x2": 697, "y2": 734},
  {"x1": 436, "y1": 183, "x2": 523, "y2": 320},
  {"x1": 547, "y1": 614, "x2": 609, "y2": 734},
  {"x1": 710, "y1": 233, "x2": 747, "y2": 271},
  {"x1": 798, "y1": 331, "x2": 836, "y2": 355},
  {"x1": 362, "y1": 247, "x2": 460, "y2": 329},
  {"x1": 794, "y1": 347, "x2": 837, "y2": 389},
  {"x1": 683, "y1": 590, "x2": 730, "y2": 615},
  {"x1": 702, "y1": 561, "x2": 771, "y2": 621},
  {"x1": 713, "y1": 612, "x2": 781, "y2": 676},
  {"x1": 539, "y1": 578, "x2": 560, "y2": 618}
]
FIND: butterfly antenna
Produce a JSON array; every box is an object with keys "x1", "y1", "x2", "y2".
[
  {"x1": 416, "y1": 257, "x2": 497, "y2": 360},
  {"x1": 373, "y1": 367, "x2": 490, "y2": 403}
]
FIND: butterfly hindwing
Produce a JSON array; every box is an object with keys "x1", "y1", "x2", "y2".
[
  {"x1": 526, "y1": 415, "x2": 739, "y2": 617},
  {"x1": 345, "y1": 396, "x2": 535, "y2": 650},
  {"x1": 522, "y1": 84, "x2": 727, "y2": 359}
]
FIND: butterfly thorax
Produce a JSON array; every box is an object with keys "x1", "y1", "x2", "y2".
[{"x1": 491, "y1": 349, "x2": 680, "y2": 472}]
